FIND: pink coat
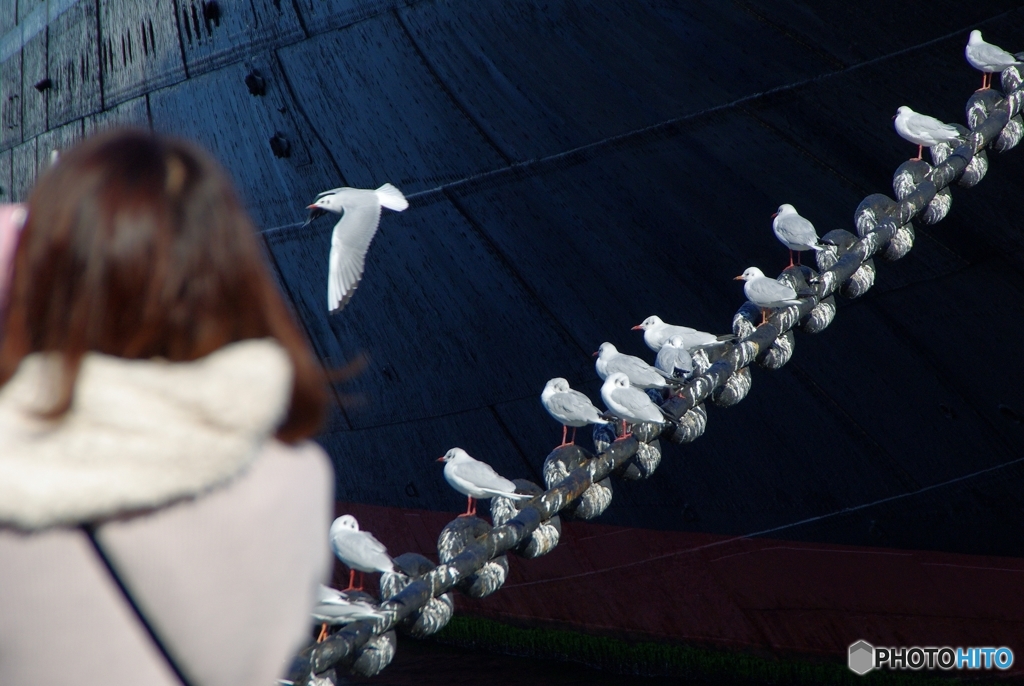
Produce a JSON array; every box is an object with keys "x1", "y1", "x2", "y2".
[
  {"x1": 0, "y1": 340, "x2": 334, "y2": 685},
  {"x1": 0, "y1": 440, "x2": 333, "y2": 686}
]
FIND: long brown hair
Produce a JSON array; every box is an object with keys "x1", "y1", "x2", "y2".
[{"x1": 0, "y1": 129, "x2": 326, "y2": 442}]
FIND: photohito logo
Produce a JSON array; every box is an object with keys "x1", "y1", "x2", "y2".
[{"x1": 848, "y1": 640, "x2": 1014, "y2": 674}]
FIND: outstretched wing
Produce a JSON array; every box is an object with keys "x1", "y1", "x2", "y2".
[{"x1": 327, "y1": 193, "x2": 383, "y2": 312}]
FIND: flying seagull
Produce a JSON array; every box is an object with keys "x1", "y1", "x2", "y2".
[
  {"x1": 329, "y1": 515, "x2": 396, "y2": 592},
  {"x1": 306, "y1": 183, "x2": 408, "y2": 312},
  {"x1": 734, "y1": 267, "x2": 803, "y2": 325},
  {"x1": 437, "y1": 448, "x2": 530, "y2": 517},
  {"x1": 541, "y1": 377, "x2": 609, "y2": 446},
  {"x1": 965, "y1": 30, "x2": 1023, "y2": 91},
  {"x1": 772, "y1": 204, "x2": 827, "y2": 268},
  {"x1": 893, "y1": 106, "x2": 961, "y2": 161}
]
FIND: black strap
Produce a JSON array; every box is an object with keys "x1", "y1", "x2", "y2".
[{"x1": 82, "y1": 525, "x2": 194, "y2": 686}]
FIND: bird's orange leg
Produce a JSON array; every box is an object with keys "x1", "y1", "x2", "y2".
[
  {"x1": 457, "y1": 496, "x2": 476, "y2": 517},
  {"x1": 760, "y1": 309, "x2": 769, "y2": 325},
  {"x1": 560, "y1": 425, "x2": 569, "y2": 446},
  {"x1": 317, "y1": 623, "x2": 329, "y2": 643},
  {"x1": 343, "y1": 569, "x2": 357, "y2": 592},
  {"x1": 787, "y1": 250, "x2": 795, "y2": 268},
  {"x1": 913, "y1": 144, "x2": 923, "y2": 161}
]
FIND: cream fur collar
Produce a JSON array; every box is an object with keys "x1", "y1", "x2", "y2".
[{"x1": 0, "y1": 339, "x2": 293, "y2": 530}]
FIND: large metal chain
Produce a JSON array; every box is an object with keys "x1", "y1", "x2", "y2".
[{"x1": 288, "y1": 67, "x2": 1024, "y2": 685}]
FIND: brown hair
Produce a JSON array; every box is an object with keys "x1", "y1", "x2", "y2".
[{"x1": 0, "y1": 129, "x2": 326, "y2": 442}]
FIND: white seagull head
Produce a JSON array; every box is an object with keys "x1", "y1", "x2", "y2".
[
  {"x1": 968, "y1": 30, "x2": 983, "y2": 46},
  {"x1": 307, "y1": 187, "x2": 363, "y2": 214},
  {"x1": 438, "y1": 447, "x2": 470, "y2": 463},
  {"x1": 633, "y1": 316, "x2": 664, "y2": 331},
  {"x1": 606, "y1": 372, "x2": 632, "y2": 390},
  {"x1": 594, "y1": 342, "x2": 618, "y2": 358},
  {"x1": 773, "y1": 203, "x2": 797, "y2": 219},
  {"x1": 332, "y1": 514, "x2": 360, "y2": 532},
  {"x1": 735, "y1": 267, "x2": 766, "y2": 282},
  {"x1": 543, "y1": 377, "x2": 571, "y2": 394}
]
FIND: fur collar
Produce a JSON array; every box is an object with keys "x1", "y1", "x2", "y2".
[{"x1": 0, "y1": 339, "x2": 292, "y2": 530}]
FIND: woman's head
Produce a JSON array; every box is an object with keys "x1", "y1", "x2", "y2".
[{"x1": 0, "y1": 128, "x2": 325, "y2": 441}]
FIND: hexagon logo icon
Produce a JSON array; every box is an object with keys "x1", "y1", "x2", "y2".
[{"x1": 848, "y1": 640, "x2": 875, "y2": 675}]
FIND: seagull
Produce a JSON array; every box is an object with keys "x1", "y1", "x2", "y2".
[
  {"x1": 594, "y1": 342, "x2": 678, "y2": 390},
  {"x1": 541, "y1": 378, "x2": 610, "y2": 446},
  {"x1": 893, "y1": 106, "x2": 961, "y2": 161},
  {"x1": 734, "y1": 267, "x2": 804, "y2": 325},
  {"x1": 655, "y1": 336, "x2": 694, "y2": 379},
  {"x1": 437, "y1": 448, "x2": 531, "y2": 517},
  {"x1": 771, "y1": 204, "x2": 827, "y2": 268},
  {"x1": 329, "y1": 515, "x2": 396, "y2": 593},
  {"x1": 600, "y1": 372, "x2": 665, "y2": 436},
  {"x1": 305, "y1": 183, "x2": 408, "y2": 312},
  {"x1": 965, "y1": 30, "x2": 1023, "y2": 90},
  {"x1": 312, "y1": 584, "x2": 387, "y2": 642},
  {"x1": 631, "y1": 315, "x2": 720, "y2": 352}
]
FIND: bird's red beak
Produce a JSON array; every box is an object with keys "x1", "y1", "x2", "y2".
[
  {"x1": 436, "y1": 456, "x2": 445, "y2": 462},
  {"x1": 630, "y1": 325, "x2": 643, "y2": 331},
  {"x1": 733, "y1": 275, "x2": 745, "y2": 280},
  {"x1": 592, "y1": 351, "x2": 599, "y2": 357},
  {"x1": 770, "y1": 211, "x2": 778, "y2": 218},
  {"x1": 306, "y1": 204, "x2": 317, "y2": 209}
]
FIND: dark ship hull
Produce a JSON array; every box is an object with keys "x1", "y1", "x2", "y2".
[{"x1": 4, "y1": 0, "x2": 1024, "y2": 670}]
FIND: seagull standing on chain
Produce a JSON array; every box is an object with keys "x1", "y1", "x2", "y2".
[
  {"x1": 329, "y1": 515, "x2": 396, "y2": 592},
  {"x1": 306, "y1": 183, "x2": 408, "y2": 312},
  {"x1": 893, "y1": 106, "x2": 961, "y2": 161},
  {"x1": 437, "y1": 448, "x2": 530, "y2": 517},
  {"x1": 631, "y1": 315, "x2": 719, "y2": 352},
  {"x1": 600, "y1": 373, "x2": 665, "y2": 436},
  {"x1": 541, "y1": 378, "x2": 609, "y2": 446},
  {"x1": 734, "y1": 267, "x2": 803, "y2": 325},
  {"x1": 965, "y1": 30, "x2": 1023, "y2": 90},
  {"x1": 312, "y1": 584, "x2": 386, "y2": 642},
  {"x1": 594, "y1": 342, "x2": 678, "y2": 390},
  {"x1": 772, "y1": 204, "x2": 827, "y2": 268},
  {"x1": 655, "y1": 336, "x2": 694, "y2": 379}
]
